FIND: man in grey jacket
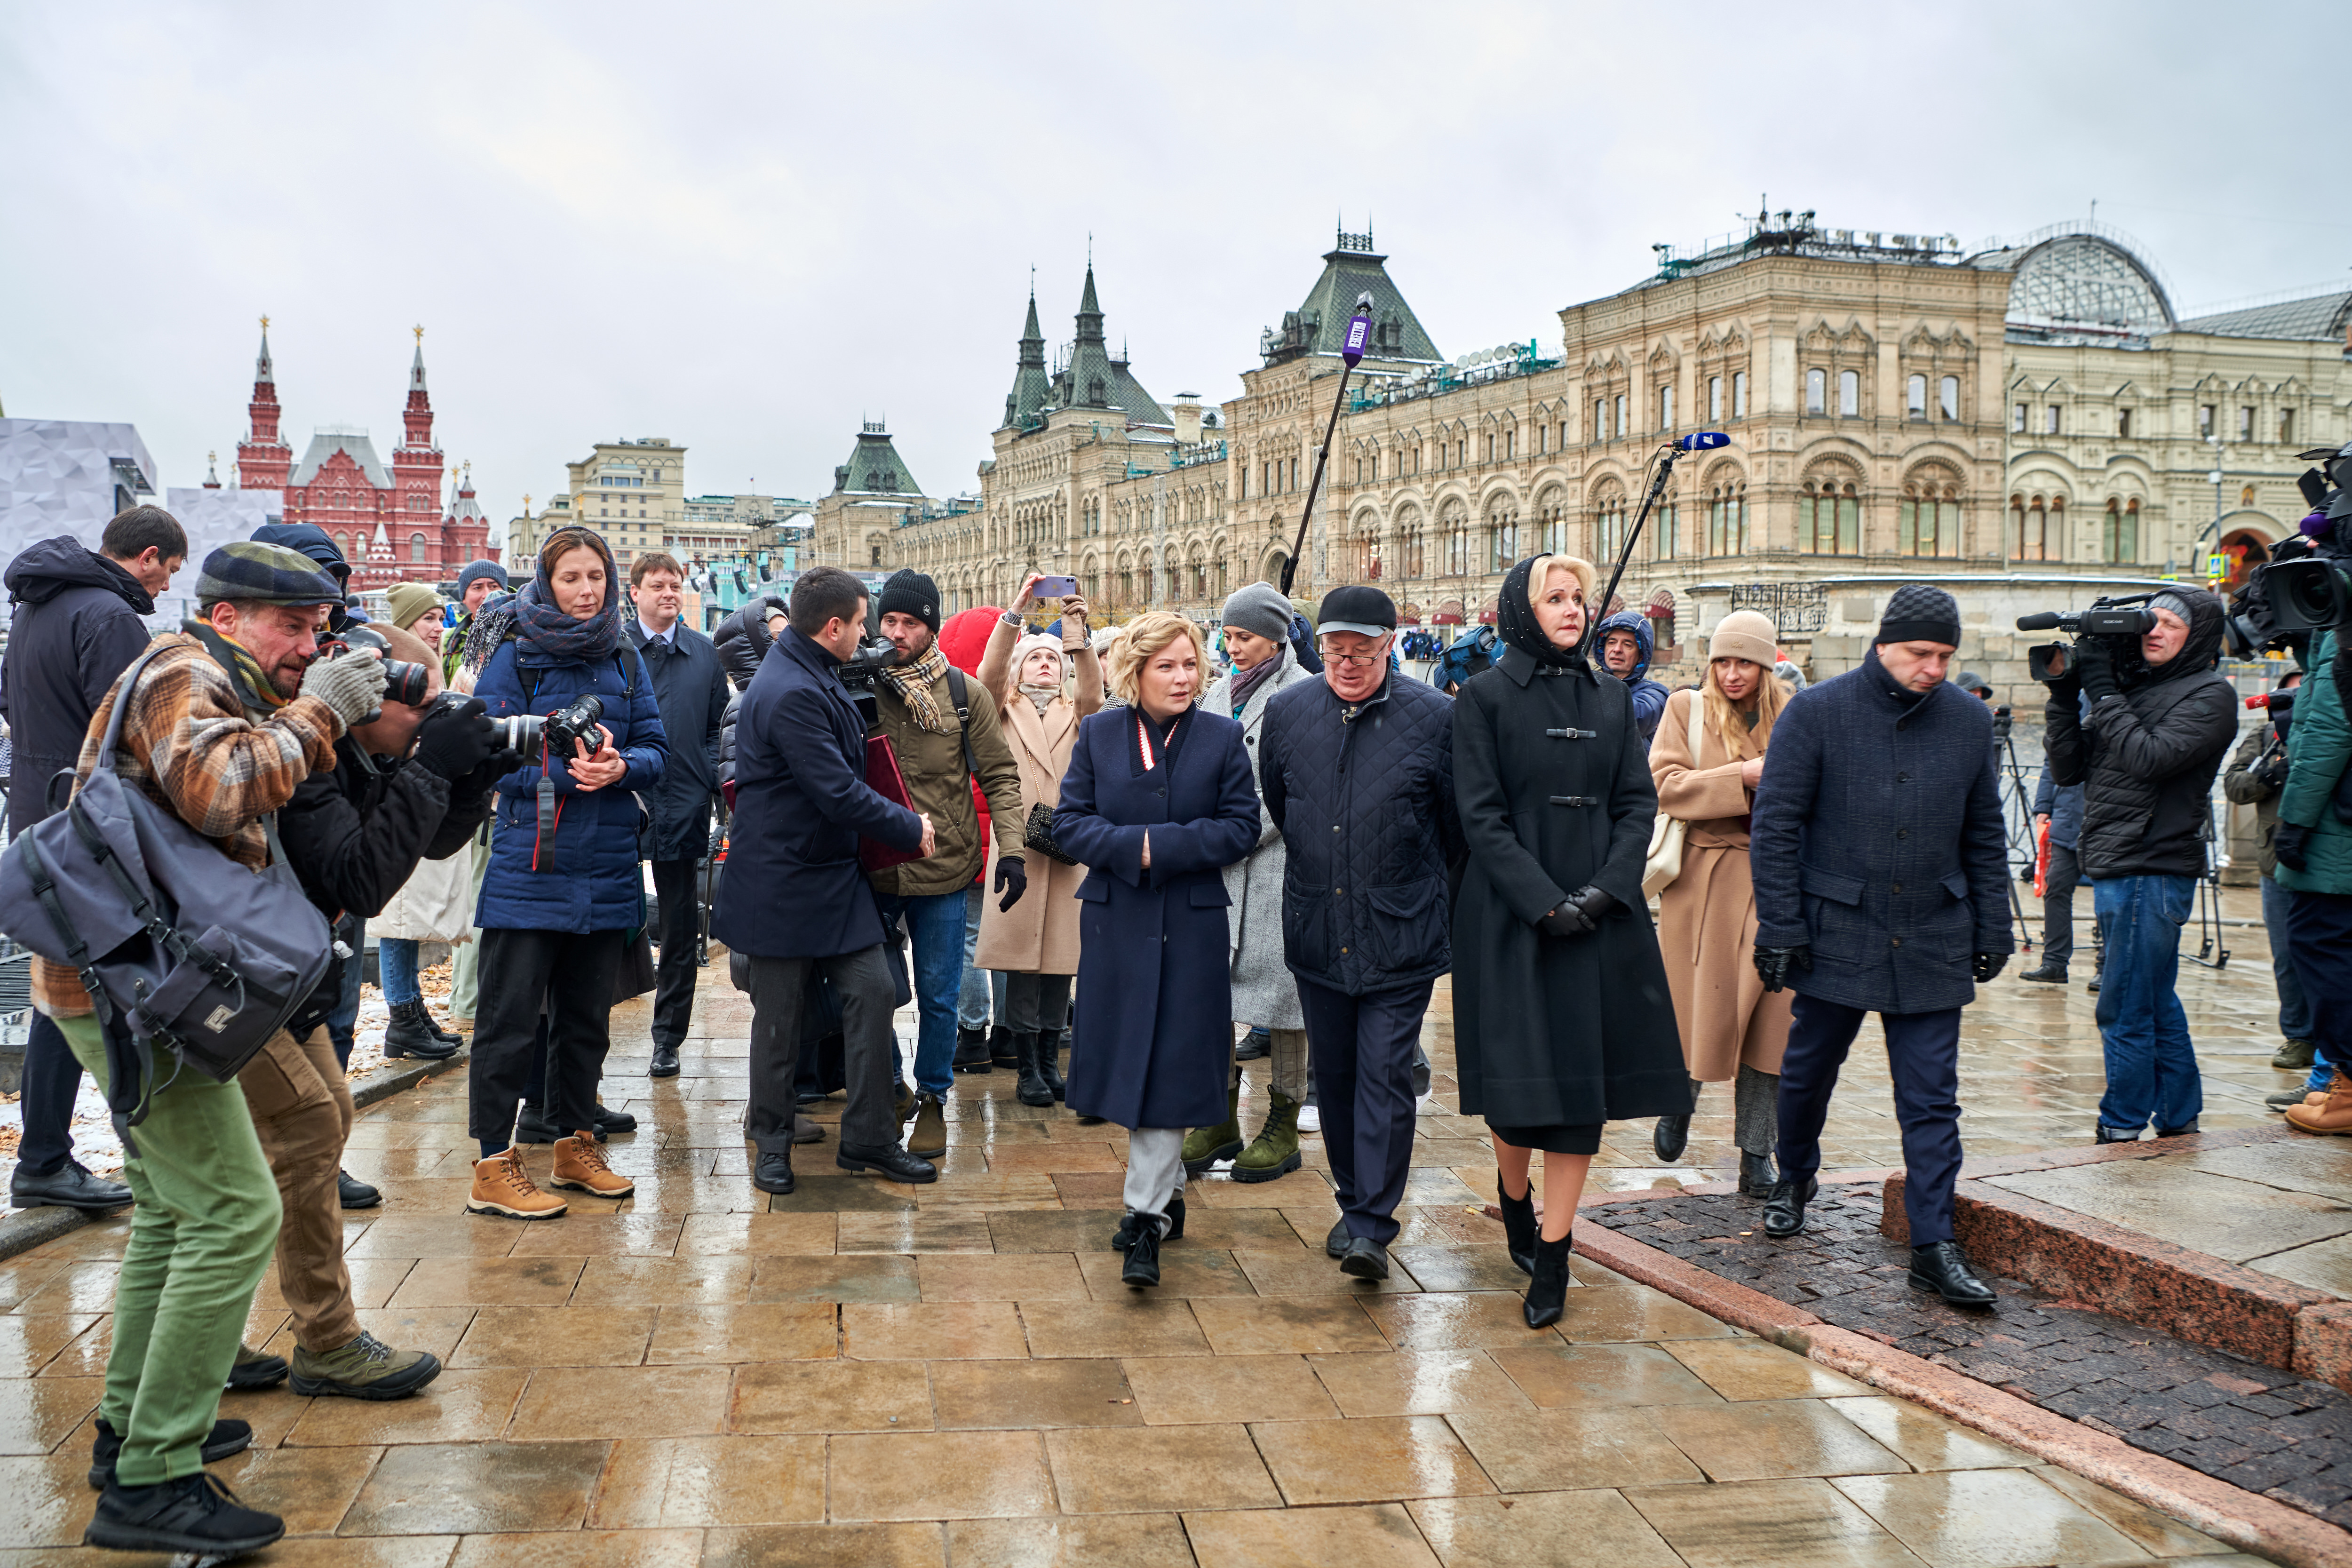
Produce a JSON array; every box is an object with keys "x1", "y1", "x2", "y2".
[{"x1": 1749, "y1": 586, "x2": 2012, "y2": 1307}]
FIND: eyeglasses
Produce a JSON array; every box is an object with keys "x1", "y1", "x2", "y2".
[{"x1": 1318, "y1": 647, "x2": 1388, "y2": 669}]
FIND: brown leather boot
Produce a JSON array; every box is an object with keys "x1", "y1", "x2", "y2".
[
  {"x1": 550, "y1": 1131, "x2": 637, "y2": 1197},
  {"x1": 466, "y1": 1147, "x2": 568, "y2": 1220},
  {"x1": 2285, "y1": 1072, "x2": 2352, "y2": 1136}
]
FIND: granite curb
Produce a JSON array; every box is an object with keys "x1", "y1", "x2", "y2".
[
  {"x1": 0, "y1": 1043, "x2": 469, "y2": 1263},
  {"x1": 1570, "y1": 1210, "x2": 2352, "y2": 1568}
]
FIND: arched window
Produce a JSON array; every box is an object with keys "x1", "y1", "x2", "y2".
[
  {"x1": 1907, "y1": 374, "x2": 1928, "y2": 420},
  {"x1": 1653, "y1": 491, "x2": 1679, "y2": 560},
  {"x1": 1806, "y1": 368, "x2": 1827, "y2": 415},
  {"x1": 406, "y1": 493, "x2": 430, "y2": 512},
  {"x1": 1800, "y1": 474, "x2": 1860, "y2": 555},
  {"x1": 1940, "y1": 375, "x2": 1961, "y2": 421},
  {"x1": 1486, "y1": 497, "x2": 1518, "y2": 573},
  {"x1": 2103, "y1": 498, "x2": 2139, "y2": 565},
  {"x1": 1396, "y1": 504, "x2": 1425, "y2": 579},
  {"x1": 1533, "y1": 487, "x2": 1569, "y2": 558},
  {"x1": 1440, "y1": 500, "x2": 1471, "y2": 577},
  {"x1": 1899, "y1": 468, "x2": 1962, "y2": 558},
  {"x1": 409, "y1": 532, "x2": 428, "y2": 562},
  {"x1": 1838, "y1": 369, "x2": 1860, "y2": 417},
  {"x1": 1593, "y1": 486, "x2": 1628, "y2": 562},
  {"x1": 1707, "y1": 482, "x2": 1748, "y2": 557}
]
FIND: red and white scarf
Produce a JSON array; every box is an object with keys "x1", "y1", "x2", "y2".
[{"x1": 1136, "y1": 711, "x2": 1179, "y2": 771}]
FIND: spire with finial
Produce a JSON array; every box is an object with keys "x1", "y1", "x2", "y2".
[
  {"x1": 239, "y1": 315, "x2": 291, "y2": 489},
  {"x1": 203, "y1": 450, "x2": 221, "y2": 489},
  {"x1": 409, "y1": 324, "x2": 427, "y2": 391},
  {"x1": 1003, "y1": 276, "x2": 1050, "y2": 429},
  {"x1": 255, "y1": 314, "x2": 275, "y2": 384}
]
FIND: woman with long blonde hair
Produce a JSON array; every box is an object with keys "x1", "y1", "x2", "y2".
[{"x1": 1647, "y1": 609, "x2": 1794, "y2": 1195}]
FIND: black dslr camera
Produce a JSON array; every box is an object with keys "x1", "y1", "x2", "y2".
[
  {"x1": 2017, "y1": 598, "x2": 2161, "y2": 684},
  {"x1": 319, "y1": 625, "x2": 433, "y2": 717},
  {"x1": 440, "y1": 690, "x2": 606, "y2": 764}
]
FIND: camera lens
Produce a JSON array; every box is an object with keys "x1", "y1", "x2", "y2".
[{"x1": 381, "y1": 659, "x2": 431, "y2": 707}]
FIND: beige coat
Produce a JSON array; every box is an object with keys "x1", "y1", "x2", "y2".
[
  {"x1": 974, "y1": 622, "x2": 1099, "y2": 975},
  {"x1": 1650, "y1": 687, "x2": 1791, "y2": 1082}
]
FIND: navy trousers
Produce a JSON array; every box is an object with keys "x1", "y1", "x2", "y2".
[
  {"x1": 2287, "y1": 890, "x2": 2352, "y2": 1090},
  {"x1": 1297, "y1": 976, "x2": 1434, "y2": 1247},
  {"x1": 14, "y1": 1013, "x2": 85, "y2": 1177},
  {"x1": 1773, "y1": 994, "x2": 1964, "y2": 1248}
]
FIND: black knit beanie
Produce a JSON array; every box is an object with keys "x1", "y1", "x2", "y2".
[
  {"x1": 1875, "y1": 583, "x2": 1962, "y2": 647},
  {"x1": 877, "y1": 569, "x2": 941, "y2": 634}
]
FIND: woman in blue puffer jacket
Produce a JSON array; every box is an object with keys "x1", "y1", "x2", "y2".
[{"x1": 463, "y1": 525, "x2": 667, "y2": 1219}]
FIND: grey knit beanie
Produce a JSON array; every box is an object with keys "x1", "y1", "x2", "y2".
[
  {"x1": 1221, "y1": 581, "x2": 1295, "y2": 645},
  {"x1": 1875, "y1": 583, "x2": 1962, "y2": 647}
]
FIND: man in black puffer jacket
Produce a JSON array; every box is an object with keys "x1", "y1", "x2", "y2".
[
  {"x1": 1259, "y1": 586, "x2": 1464, "y2": 1281},
  {"x1": 712, "y1": 595, "x2": 785, "y2": 793},
  {"x1": 2043, "y1": 588, "x2": 2236, "y2": 1143}
]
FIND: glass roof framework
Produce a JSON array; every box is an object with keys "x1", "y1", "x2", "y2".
[{"x1": 1999, "y1": 231, "x2": 2177, "y2": 347}]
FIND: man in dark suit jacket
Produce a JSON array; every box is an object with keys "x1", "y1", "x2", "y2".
[
  {"x1": 1748, "y1": 585, "x2": 2013, "y2": 1307},
  {"x1": 626, "y1": 552, "x2": 731, "y2": 1076},
  {"x1": 711, "y1": 568, "x2": 936, "y2": 1195}
]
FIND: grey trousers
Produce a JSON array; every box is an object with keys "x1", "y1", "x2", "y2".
[
  {"x1": 1004, "y1": 972, "x2": 1073, "y2": 1035},
  {"x1": 1693, "y1": 1067, "x2": 1781, "y2": 1157},
  {"x1": 1228, "y1": 1025, "x2": 1308, "y2": 1102},
  {"x1": 747, "y1": 947, "x2": 899, "y2": 1155},
  {"x1": 1123, "y1": 1126, "x2": 1188, "y2": 1230}
]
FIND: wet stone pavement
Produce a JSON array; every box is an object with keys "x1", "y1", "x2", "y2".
[{"x1": 0, "y1": 914, "x2": 2303, "y2": 1564}]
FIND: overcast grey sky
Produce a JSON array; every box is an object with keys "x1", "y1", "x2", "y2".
[{"x1": 4, "y1": 1, "x2": 2344, "y2": 528}]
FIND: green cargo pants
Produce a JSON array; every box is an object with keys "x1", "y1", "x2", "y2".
[{"x1": 54, "y1": 1014, "x2": 280, "y2": 1486}]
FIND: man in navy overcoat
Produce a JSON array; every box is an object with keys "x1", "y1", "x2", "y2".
[{"x1": 1748, "y1": 585, "x2": 2013, "y2": 1307}]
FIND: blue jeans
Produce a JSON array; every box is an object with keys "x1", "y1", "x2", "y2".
[
  {"x1": 877, "y1": 891, "x2": 966, "y2": 1098},
  {"x1": 2260, "y1": 875, "x2": 2315, "y2": 1048},
  {"x1": 328, "y1": 916, "x2": 364, "y2": 1071},
  {"x1": 956, "y1": 884, "x2": 992, "y2": 1031},
  {"x1": 2093, "y1": 875, "x2": 2200, "y2": 1134},
  {"x1": 380, "y1": 937, "x2": 422, "y2": 1006}
]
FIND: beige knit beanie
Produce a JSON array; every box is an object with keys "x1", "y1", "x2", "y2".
[{"x1": 1707, "y1": 610, "x2": 1779, "y2": 669}]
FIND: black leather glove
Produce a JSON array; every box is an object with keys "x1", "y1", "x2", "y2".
[
  {"x1": 994, "y1": 853, "x2": 1028, "y2": 912},
  {"x1": 1754, "y1": 943, "x2": 1812, "y2": 993},
  {"x1": 2255, "y1": 751, "x2": 2290, "y2": 790},
  {"x1": 2074, "y1": 636, "x2": 2122, "y2": 702},
  {"x1": 1566, "y1": 884, "x2": 1618, "y2": 924},
  {"x1": 411, "y1": 697, "x2": 497, "y2": 780},
  {"x1": 2275, "y1": 820, "x2": 2313, "y2": 872},
  {"x1": 1539, "y1": 903, "x2": 1594, "y2": 938},
  {"x1": 1971, "y1": 952, "x2": 2008, "y2": 984}
]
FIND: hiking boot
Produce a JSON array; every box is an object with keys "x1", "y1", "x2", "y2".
[
  {"x1": 337, "y1": 1169, "x2": 381, "y2": 1210},
  {"x1": 906, "y1": 1093, "x2": 948, "y2": 1158},
  {"x1": 1235, "y1": 1027, "x2": 1271, "y2": 1061},
  {"x1": 551, "y1": 1131, "x2": 636, "y2": 1198},
  {"x1": 1014, "y1": 1032, "x2": 1055, "y2": 1108},
  {"x1": 88, "y1": 1417, "x2": 250, "y2": 1489},
  {"x1": 383, "y1": 1000, "x2": 458, "y2": 1061},
  {"x1": 290, "y1": 1330, "x2": 444, "y2": 1400},
  {"x1": 2274, "y1": 1039, "x2": 2317, "y2": 1072},
  {"x1": 227, "y1": 1342, "x2": 288, "y2": 1390},
  {"x1": 9, "y1": 1158, "x2": 132, "y2": 1213},
  {"x1": 953, "y1": 1026, "x2": 994, "y2": 1074},
  {"x1": 988, "y1": 1024, "x2": 1017, "y2": 1069},
  {"x1": 84, "y1": 1471, "x2": 283, "y2": 1557},
  {"x1": 1182, "y1": 1086, "x2": 1244, "y2": 1174},
  {"x1": 1232, "y1": 1090, "x2": 1303, "y2": 1183},
  {"x1": 2017, "y1": 962, "x2": 2067, "y2": 984},
  {"x1": 1038, "y1": 1032, "x2": 1066, "y2": 1101},
  {"x1": 467, "y1": 1147, "x2": 568, "y2": 1220},
  {"x1": 2286, "y1": 1072, "x2": 2352, "y2": 1136}
]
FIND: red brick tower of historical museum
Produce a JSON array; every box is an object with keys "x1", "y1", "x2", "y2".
[{"x1": 234, "y1": 318, "x2": 293, "y2": 492}]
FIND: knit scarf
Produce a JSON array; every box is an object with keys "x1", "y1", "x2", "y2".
[
  {"x1": 514, "y1": 573, "x2": 622, "y2": 669},
  {"x1": 880, "y1": 641, "x2": 956, "y2": 734},
  {"x1": 1228, "y1": 645, "x2": 1287, "y2": 713},
  {"x1": 186, "y1": 619, "x2": 289, "y2": 710}
]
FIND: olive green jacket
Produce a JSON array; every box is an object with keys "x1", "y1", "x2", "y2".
[{"x1": 866, "y1": 665, "x2": 1025, "y2": 899}]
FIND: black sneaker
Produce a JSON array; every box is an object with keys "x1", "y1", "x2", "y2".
[
  {"x1": 85, "y1": 1471, "x2": 284, "y2": 1557},
  {"x1": 226, "y1": 1343, "x2": 287, "y2": 1391},
  {"x1": 87, "y1": 1417, "x2": 252, "y2": 1489}
]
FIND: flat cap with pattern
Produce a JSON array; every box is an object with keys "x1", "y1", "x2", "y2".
[{"x1": 195, "y1": 541, "x2": 347, "y2": 609}]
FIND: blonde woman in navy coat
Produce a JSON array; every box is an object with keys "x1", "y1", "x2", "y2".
[{"x1": 1052, "y1": 612, "x2": 1261, "y2": 1289}]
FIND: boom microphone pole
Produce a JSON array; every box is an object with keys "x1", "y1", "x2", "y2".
[
  {"x1": 1594, "y1": 431, "x2": 1730, "y2": 617},
  {"x1": 1278, "y1": 294, "x2": 1375, "y2": 597}
]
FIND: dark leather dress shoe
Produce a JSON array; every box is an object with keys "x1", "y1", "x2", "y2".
[
  {"x1": 594, "y1": 1104, "x2": 636, "y2": 1136},
  {"x1": 517, "y1": 1105, "x2": 603, "y2": 1145},
  {"x1": 1761, "y1": 1176, "x2": 1817, "y2": 1238},
  {"x1": 1327, "y1": 1218, "x2": 1351, "y2": 1258},
  {"x1": 2017, "y1": 962, "x2": 2067, "y2": 984},
  {"x1": 336, "y1": 1170, "x2": 381, "y2": 1210},
  {"x1": 649, "y1": 1044, "x2": 681, "y2": 1078},
  {"x1": 1112, "y1": 1194, "x2": 1184, "y2": 1249},
  {"x1": 752, "y1": 1150, "x2": 795, "y2": 1195},
  {"x1": 1651, "y1": 1112, "x2": 1691, "y2": 1163},
  {"x1": 836, "y1": 1144, "x2": 938, "y2": 1184},
  {"x1": 11, "y1": 1160, "x2": 132, "y2": 1213},
  {"x1": 1908, "y1": 1240, "x2": 1998, "y2": 1306},
  {"x1": 793, "y1": 1113, "x2": 824, "y2": 1144},
  {"x1": 1339, "y1": 1236, "x2": 1391, "y2": 1281}
]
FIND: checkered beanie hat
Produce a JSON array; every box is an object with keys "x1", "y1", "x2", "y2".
[
  {"x1": 1875, "y1": 583, "x2": 1962, "y2": 647},
  {"x1": 195, "y1": 541, "x2": 346, "y2": 608}
]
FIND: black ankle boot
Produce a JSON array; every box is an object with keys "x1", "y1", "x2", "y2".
[
  {"x1": 1121, "y1": 1210, "x2": 1163, "y2": 1287},
  {"x1": 384, "y1": 1001, "x2": 458, "y2": 1061},
  {"x1": 952, "y1": 1026, "x2": 993, "y2": 1074},
  {"x1": 1014, "y1": 1031, "x2": 1054, "y2": 1107},
  {"x1": 1495, "y1": 1174, "x2": 1536, "y2": 1275},
  {"x1": 1523, "y1": 1229, "x2": 1573, "y2": 1328},
  {"x1": 1038, "y1": 1031, "x2": 1066, "y2": 1101},
  {"x1": 988, "y1": 1024, "x2": 1017, "y2": 1069},
  {"x1": 1739, "y1": 1151, "x2": 1778, "y2": 1198},
  {"x1": 421, "y1": 1006, "x2": 462, "y2": 1047}
]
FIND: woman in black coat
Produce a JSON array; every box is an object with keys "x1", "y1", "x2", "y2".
[
  {"x1": 1053, "y1": 612, "x2": 1261, "y2": 1289},
  {"x1": 1453, "y1": 554, "x2": 1691, "y2": 1326}
]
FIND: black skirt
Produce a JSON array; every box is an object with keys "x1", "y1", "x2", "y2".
[{"x1": 1486, "y1": 1120, "x2": 1603, "y2": 1156}]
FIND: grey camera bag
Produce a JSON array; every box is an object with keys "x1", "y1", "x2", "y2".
[{"x1": 0, "y1": 643, "x2": 332, "y2": 1140}]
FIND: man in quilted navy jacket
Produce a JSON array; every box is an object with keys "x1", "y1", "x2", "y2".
[
  {"x1": 1748, "y1": 586, "x2": 2012, "y2": 1308},
  {"x1": 1259, "y1": 586, "x2": 1464, "y2": 1281}
]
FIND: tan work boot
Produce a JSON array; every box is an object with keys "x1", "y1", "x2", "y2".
[
  {"x1": 2286, "y1": 1072, "x2": 2352, "y2": 1136},
  {"x1": 467, "y1": 1147, "x2": 568, "y2": 1220},
  {"x1": 551, "y1": 1131, "x2": 637, "y2": 1197}
]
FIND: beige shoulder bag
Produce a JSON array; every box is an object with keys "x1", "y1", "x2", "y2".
[{"x1": 1642, "y1": 690, "x2": 1705, "y2": 899}]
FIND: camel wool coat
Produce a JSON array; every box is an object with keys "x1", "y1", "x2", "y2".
[
  {"x1": 1649, "y1": 687, "x2": 1792, "y2": 1082},
  {"x1": 975, "y1": 621, "x2": 1100, "y2": 975}
]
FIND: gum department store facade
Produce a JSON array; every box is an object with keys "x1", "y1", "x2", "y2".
[{"x1": 813, "y1": 215, "x2": 2352, "y2": 691}]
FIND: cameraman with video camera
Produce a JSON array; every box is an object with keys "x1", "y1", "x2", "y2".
[{"x1": 2039, "y1": 588, "x2": 2236, "y2": 1143}]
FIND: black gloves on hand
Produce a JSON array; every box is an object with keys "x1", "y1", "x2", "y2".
[
  {"x1": 1754, "y1": 943, "x2": 1812, "y2": 993},
  {"x1": 994, "y1": 853, "x2": 1028, "y2": 912},
  {"x1": 1538, "y1": 904, "x2": 1593, "y2": 938},
  {"x1": 1566, "y1": 884, "x2": 1619, "y2": 924},
  {"x1": 411, "y1": 697, "x2": 497, "y2": 780},
  {"x1": 2074, "y1": 636, "x2": 2122, "y2": 702},
  {"x1": 2274, "y1": 820, "x2": 2313, "y2": 872},
  {"x1": 1971, "y1": 952, "x2": 2008, "y2": 984},
  {"x1": 2255, "y1": 751, "x2": 2290, "y2": 790}
]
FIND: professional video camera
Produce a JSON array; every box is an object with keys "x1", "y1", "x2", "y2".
[
  {"x1": 2232, "y1": 442, "x2": 2352, "y2": 648},
  {"x1": 320, "y1": 625, "x2": 433, "y2": 718},
  {"x1": 2016, "y1": 597, "x2": 2160, "y2": 685},
  {"x1": 1990, "y1": 704, "x2": 2013, "y2": 744},
  {"x1": 832, "y1": 634, "x2": 901, "y2": 722}
]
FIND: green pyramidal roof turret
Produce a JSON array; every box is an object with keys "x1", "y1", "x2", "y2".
[
  {"x1": 1262, "y1": 226, "x2": 1443, "y2": 367},
  {"x1": 832, "y1": 422, "x2": 922, "y2": 497}
]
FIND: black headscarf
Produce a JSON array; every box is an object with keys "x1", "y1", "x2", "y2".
[{"x1": 1496, "y1": 557, "x2": 1589, "y2": 672}]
